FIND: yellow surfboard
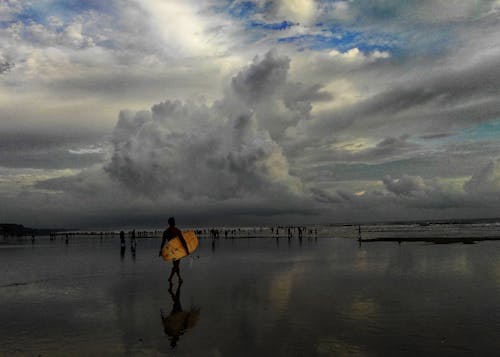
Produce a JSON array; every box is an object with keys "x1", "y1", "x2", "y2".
[{"x1": 162, "y1": 230, "x2": 199, "y2": 261}]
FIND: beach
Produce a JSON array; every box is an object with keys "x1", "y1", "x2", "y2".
[{"x1": 2, "y1": 224, "x2": 500, "y2": 356}]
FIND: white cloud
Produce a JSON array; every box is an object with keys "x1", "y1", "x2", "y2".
[
  {"x1": 327, "y1": 47, "x2": 391, "y2": 64},
  {"x1": 134, "y1": 0, "x2": 231, "y2": 58},
  {"x1": 277, "y1": 0, "x2": 317, "y2": 25},
  {"x1": 0, "y1": 0, "x2": 22, "y2": 22}
]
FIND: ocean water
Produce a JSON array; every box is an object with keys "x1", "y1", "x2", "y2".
[{"x1": 1, "y1": 225, "x2": 500, "y2": 356}]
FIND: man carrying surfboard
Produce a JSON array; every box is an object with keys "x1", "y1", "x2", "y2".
[{"x1": 159, "y1": 217, "x2": 190, "y2": 282}]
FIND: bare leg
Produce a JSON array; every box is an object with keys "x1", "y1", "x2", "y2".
[
  {"x1": 175, "y1": 260, "x2": 183, "y2": 283},
  {"x1": 168, "y1": 263, "x2": 176, "y2": 282},
  {"x1": 169, "y1": 260, "x2": 182, "y2": 283}
]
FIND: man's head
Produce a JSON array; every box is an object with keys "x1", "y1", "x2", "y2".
[{"x1": 168, "y1": 217, "x2": 176, "y2": 227}]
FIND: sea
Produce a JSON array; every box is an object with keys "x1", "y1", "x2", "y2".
[{"x1": 1, "y1": 222, "x2": 500, "y2": 356}]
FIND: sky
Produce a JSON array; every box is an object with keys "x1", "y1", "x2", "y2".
[{"x1": 2, "y1": 0, "x2": 500, "y2": 228}]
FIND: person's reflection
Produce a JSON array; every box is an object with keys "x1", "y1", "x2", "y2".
[
  {"x1": 119, "y1": 230, "x2": 126, "y2": 260},
  {"x1": 161, "y1": 280, "x2": 200, "y2": 349},
  {"x1": 130, "y1": 234, "x2": 136, "y2": 261}
]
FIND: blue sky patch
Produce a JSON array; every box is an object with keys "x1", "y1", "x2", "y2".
[
  {"x1": 2, "y1": 0, "x2": 114, "y2": 27},
  {"x1": 249, "y1": 20, "x2": 295, "y2": 31},
  {"x1": 227, "y1": 1, "x2": 258, "y2": 19},
  {"x1": 419, "y1": 120, "x2": 500, "y2": 146},
  {"x1": 456, "y1": 120, "x2": 500, "y2": 142},
  {"x1": 277, "y1": 32, "x2": 396, "y2": 54}
]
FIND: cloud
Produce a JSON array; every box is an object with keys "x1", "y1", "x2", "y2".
[
  {"x1": 224, "y1": 50, "x2": 331, "y2": 142},
  {"x1": 276, "y1": 0, "x2": 317, "y2": 25},
  {"x1": 464, "y1": 159, "x2": 500, "y2": 194},
  {"x1": 0, "y1": 131, "x2": 108, "y2": 169},
  {"x1": 329, "y1": 135, "x2": 421, "y2": 164},
  {"x1": 104, "y1": 51, "x2": 307, "y2": 201},
  {"x1": 382, "y1": 175, "x2": 426, "y2": 196},
  {"x1": 0, "y1": 50, "x2": 14, "y2": 74},
  {"x1": 0, "y1": 0, "x2": 23, "y2": 22},
  {"x1": 4, "y1": 2, "x2": 500, "y2": 227},
  {"x1": 21, "y1": 43, "x2": 500, "y2": 226},
  {"x1": 231, "y1": 50, "x2": 290, "y2": 104},
  {"x1": 0, "y1": 59, "x2": 14, "y2": 73}
]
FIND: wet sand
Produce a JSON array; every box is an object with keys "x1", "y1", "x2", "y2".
[{"x1": 1, "y1": 234, "x2": 500, "y2": 356}]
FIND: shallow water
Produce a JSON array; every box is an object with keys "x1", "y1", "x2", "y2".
[{"x1": 1, "y1": 234, "x2": 500, "y2": 356}]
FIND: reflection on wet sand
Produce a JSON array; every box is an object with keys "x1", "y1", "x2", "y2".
[
  {"x1": 359, "y1": 236, "x2": 500, "y2": 244},
  {"x1": 120, "y1": 245, "x2": 126, "y2": 260},
  {"x1": 161, "y1": 280, "x2": 200, "y2": 349},
  {"x1": 316, "y1": 337, "x2": 366, "y2": 356},
  {"x1": 3, "y1": 235, "x2": 500, "y2": 355},
  {"x1": 345, "y1": 297, "x2": 378, "y2": 322}
]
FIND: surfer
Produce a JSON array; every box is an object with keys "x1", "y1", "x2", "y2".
[{"x1": 159, "y1": 217, "x2": 190, "y2": 282}]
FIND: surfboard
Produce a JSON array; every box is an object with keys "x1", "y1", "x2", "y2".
[{"x1": 161, "y1": 230, "x2": 199, "y2": 261}]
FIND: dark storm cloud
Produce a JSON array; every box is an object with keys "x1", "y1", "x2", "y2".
[
  {"x1": 0, "y1": 149, "x2": 105, "y2": 169},
  {"x1": 105, "y1": 103, "x2": 299, "y2": 200},
  {"x1": 46, "y1": 65, "x2": 224, "y2": 101},
  {"x1": 32, "y1": 161, "x2": 320, "y2": 228},
  {"x1": 336, "y1": 0, "x2": 497, "y2": 23},
  {"x1": 231, "y1": 50, "x2": 290, "y2": 104},
  {"x1": 0, "y1": 131, "x2": 108, "y2": 169},
  {"x1": 292, "y1": 135, "x2": 421, "y2": 182},
  {"x1": 382, "y1": 175, "x2": 426, "y2": 196},
  {"x1": 222, "y1": 50, "x2": 332, "y2": 141},
  {"x1": 25, "y1": 51, "x2": 342, "y2": 226},
  {"x1": 283, "y1": 83, "x2": 333, "y2": 119},
  {"x1": 310, "y1": 187, "x2": 339, "y2": 204},
  {"x1": 309, "y1": 174, "x2": 463, "y2": 212},
  {"x1": 28, "y1": 46, "x2": 500, "y2": 227},
  {"x1": 418, "y1": 133, "x2": 452, "y2": 140},
  {"x1": 463, "y1": 159, "x2": 500, "y2": 195},
  {"x1": 5, "y1": 1, "x2": 500, "y2": 228},
  {"x1": 371, "y1": 57, "x2": 500, "y2": 113},
  {"x1": 35, "y1": 168, "x2": 116, "y2": 196},
  {"x1": 334, "y1": 135, "x2": 420, "y2": 164},
  {"x1": 103, "y1": 50, "x2": 335, "y2": 201},
  {"x1": 318, "y1": 161, "x2": 500, "y2": 214},
  {"x1": 308, "y1": 51, "x2": 500, "y2": 139}
]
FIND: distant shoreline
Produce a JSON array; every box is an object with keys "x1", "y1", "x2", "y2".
[{"x1": 3, "y1": 216, "x2": 500, "y2": 236}]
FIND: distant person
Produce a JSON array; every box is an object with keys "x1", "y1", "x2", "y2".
[
  {"x1": 159, "y1": 217, "x2": 190, "y2": 282},
  {"x1": 120, "y1": 230, "x2": 125, "y2": 248}
]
